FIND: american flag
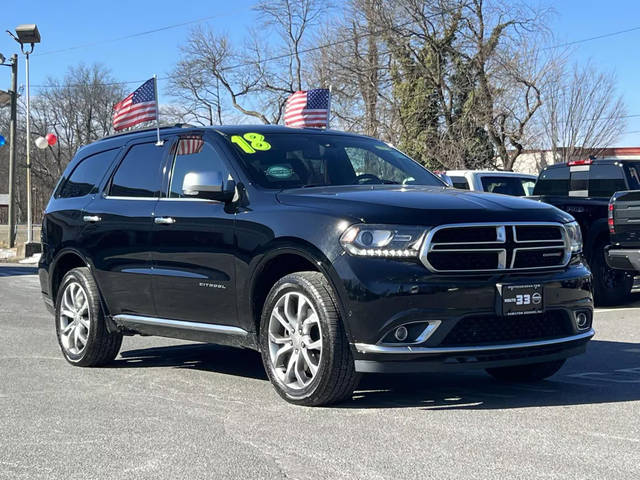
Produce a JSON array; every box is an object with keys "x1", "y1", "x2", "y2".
[
  {"x1": 113, "y1": 78, "x2": 157, "y2": 131},
  {"x1": 284, "y1": 89, "x2": 330, "y2": 128},
  {"x1": 177, "y1": 136, "x2": 204, "y2": 155}
]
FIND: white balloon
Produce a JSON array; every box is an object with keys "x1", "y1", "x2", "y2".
[{"x1": 35, "y1": 136, "x2": 48, "y2": 149}]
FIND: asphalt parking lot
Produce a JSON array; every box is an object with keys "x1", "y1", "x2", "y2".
[{"x1": 0, "y1": 264, "x2": 639, "y2": 480}]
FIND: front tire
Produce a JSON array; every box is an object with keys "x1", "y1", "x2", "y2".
[
  {"x1": 259, "y1": 271, "x2": 360, "y2": 406},
  {"x1": 55, "y1": 267, "x2": 122, "y2": 366},
  {"x1": 485, "y1": 359, "x2": 566, "y2": 382}
]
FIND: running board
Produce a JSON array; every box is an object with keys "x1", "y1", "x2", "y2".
[{"x1": 113, "y1": 314, "x2": 255, "y2": 349}]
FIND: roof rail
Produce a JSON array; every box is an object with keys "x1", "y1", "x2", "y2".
[{"x1": 98, "y1": 123, "x2": 196, "y2": 142}]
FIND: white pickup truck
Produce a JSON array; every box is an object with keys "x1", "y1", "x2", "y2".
[{"x1": 446, "y1": 170, "x2": 537, "y2": 197}]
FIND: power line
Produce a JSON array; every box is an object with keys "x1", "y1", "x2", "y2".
[
  {"x1": 27, "y1": 11, "x2": 640, "y2": 93},
  {"x1": 30, "y1": 3, "x2": 472, "y2": 89},
  {"x1": 35, "y1": 13, "x2": 237, "y2": 56},
  {"x1": 544, "y1": 24, "x2": 640, "y2": 50}
]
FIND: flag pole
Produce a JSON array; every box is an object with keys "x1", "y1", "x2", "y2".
[
  {"x1": 326, "y1": 85, "x2": 332, "y2": 129},
  {"x1": 153, "y1": 74, "x2": 163, "y2": 146}
]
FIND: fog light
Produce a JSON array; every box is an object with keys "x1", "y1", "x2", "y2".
[
  {"x1": 576, "y1": 312, "x2": 589, "y2": 329},
  {"x1": 394, "y1": 326, "x2": 408, "y2": 341}
]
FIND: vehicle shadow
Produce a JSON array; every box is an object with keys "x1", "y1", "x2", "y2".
[
  {"x1": 113, "y1": 343, "x2": 268, "y2": 381},
  {"x1": 112, "y1": 339, "x2": 640, "y2": 410},
  {"x1": 0, "y1": 265, "x2": 38, "y2": 277},
  {"x1": 345, "y1": 339, "x2": 640, "y2": 410}
]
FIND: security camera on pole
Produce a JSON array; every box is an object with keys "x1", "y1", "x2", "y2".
[{"x1": 8, "y1": 24, "x2": 41, "y2": 256}]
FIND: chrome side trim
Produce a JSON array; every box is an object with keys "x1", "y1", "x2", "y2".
[
  {"x1": 120, "y1": 268, "x2": 209, "y2": 279},
  {"x1": 113, "y1": 314, "x2": 248, "y2": 336},
  {"x1": 354, "y1": 329, "x2": 594, "y2": 354},
  {"x1": 158, "y1": 197, "x2": 215, "y2": 202},
  {"x1": 103, "y1": 196, "x2": 159, "y2": 201}
]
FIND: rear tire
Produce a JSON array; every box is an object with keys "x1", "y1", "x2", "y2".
[
  {"x1": 591, "y1": 241, "x2": 633, "y2": 306},
  {"x1": 486, "y1": 359, "x2": 566, "y2": 382},
  {"x1": 259, "y1": 271, "x2": 360, "y2": 406},
  {"x1": 55, "y1": 267, "x2": 122, "y2": 366}
]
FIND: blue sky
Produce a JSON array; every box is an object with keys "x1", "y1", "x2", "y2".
[{"x1": 2, "y1": 0, "x2": 640, "y2": 145}]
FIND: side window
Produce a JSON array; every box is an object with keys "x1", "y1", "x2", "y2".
[
  {"x1": 521, "y1": 180, "x2": 536, "y2": 196},
  {"x1": 626, "y1": 164, "x2": 640, "y2": 190},
  {"x1": 588, "y1": 164, "x2": 627, "y2": 197},
  {"x1": 480, "y1": 176, "x2": 526, "y2": 196},
  {"x1": 450, "y1": 176, "x2": 469, "y2": 189},
  {"x1": 168, "y1": 137, "x2": 231, "y2": 198},
  {"x1": 109, "y1": 143, "x2": 165, "y2": 198},
  {"x1": 533, "y1": 167, "x2": 569, "y2": 196},
  {"x1": 57, "y1": 149, "x2": 118, "y2": 198}
]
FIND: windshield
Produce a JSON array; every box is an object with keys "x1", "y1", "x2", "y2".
[
  {"x1": 480, "y1": 175, "x2": 535, "y2": 196},
  {"x1": 221, "y1": 131, "x2": 444, "y2": 189}
]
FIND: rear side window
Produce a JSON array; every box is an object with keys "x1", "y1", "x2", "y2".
[
  {"x1": 533, "y1": 167, "x2": 569, "y2": 196},
  {"x1": 450, "y1": 176, "x2": 469, "y2": 189},
  {"x1": 588, "y1": 164, "x2": 627, "y2": 197},
  {"x1": 57, "y1": 149, "x2": 118, "y2": 198},
  {"x1": 109, "y1": 143, "x2": 166, "y2": 198}
]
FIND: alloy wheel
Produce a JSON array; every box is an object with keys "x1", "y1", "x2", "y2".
[
  {"x1": 267, "y1": 292, "x2": 323, "y2": 390},
  {"x1": 58, "y1": 281, "x2": 91, "y2": 355}
]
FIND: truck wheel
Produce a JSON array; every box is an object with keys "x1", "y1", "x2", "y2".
[
  {"x1": 259, "y1": 271, "x2": 360, "y2": 406},
  {"x1": 486, "y1": 359, "x2": 566, "y2": 382},
  {"x1": 591, "y1": 241, "x2": 633, "y2": 306},
  {"x1": 55, "y1": 267, "x2": 122, "y2": 366}
]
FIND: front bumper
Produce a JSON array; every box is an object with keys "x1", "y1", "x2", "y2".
[
  {"x1": 606, "y1": 248, "x2": 640, "y2": 272},
  {"x1": 331, "y1": 254, "x2": 594, "y2": 373},
  {"x1": 353, "y1": 329, "x2": 593, "y2": 373}
]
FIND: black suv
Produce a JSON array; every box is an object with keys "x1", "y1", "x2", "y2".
[
  {"x1": 532, "y1": 158, "x2": 640, "y2": 304},
  {"x1": 39, "y1": 125, "x2": 593, "y2": 406}
]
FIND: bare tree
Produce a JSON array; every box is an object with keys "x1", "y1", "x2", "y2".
[
  {"x1": 460, "y1": 0, "x2": 554, "y2": 171},
  {"x1": 27, "y1": 64, "x2": 124, "y2": 220},
  {"x1": 308, "y1": 0, "x2": 393, "y2": 138},
  {"x1": 169, "y1": 0, "x2": 329, "y2": 125},
  {"x1": 540, "y1": 61, "x2": 626, "y2": 163}
]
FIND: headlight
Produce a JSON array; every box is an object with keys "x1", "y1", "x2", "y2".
[
  {"x1": 564, "y1": 221, "x2": 582, "y2": 253},
  {"x1": 340, "y1": 224, "x2": 426, "y2": 258}
]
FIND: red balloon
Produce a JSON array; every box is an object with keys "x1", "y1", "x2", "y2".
[{"x1": 46, "y1": 133, "x2": 57, "y2": 146}]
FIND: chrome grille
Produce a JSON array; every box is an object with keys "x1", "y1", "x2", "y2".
[{"x1": 420, "y1": 223, "x2": 570, "y2": 273}]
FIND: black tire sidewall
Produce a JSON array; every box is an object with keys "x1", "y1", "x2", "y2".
[{"x1": 259, "y1": 276, "x2": 338, "y2": 403}]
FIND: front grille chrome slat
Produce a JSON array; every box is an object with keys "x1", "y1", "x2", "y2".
[{"x1": 420, "y1": 222, "x2": 570, "y2": 273}]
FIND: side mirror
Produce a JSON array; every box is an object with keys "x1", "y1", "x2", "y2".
[{"x1": 182, "y1": 171, "x2": 235, "y2": 202}]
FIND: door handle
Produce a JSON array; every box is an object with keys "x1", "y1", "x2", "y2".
[
  {"x1": 154, "y1": 217, "x2": 176, "y2": 225},
  {"x1": 83, "y1": 215, "x2": 102, "y2": 223}
]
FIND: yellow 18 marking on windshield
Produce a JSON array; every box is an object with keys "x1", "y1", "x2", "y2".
[{"x1": 231, "y1": 133, "x2": 272, "y2": 154}]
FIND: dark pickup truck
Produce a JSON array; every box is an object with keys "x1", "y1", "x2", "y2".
[
  {"x1": 532, "y1": 158, "x2": 640, "y2": 305},
  {"x1": 607, "y1": 190, "x2": 640, "y2": 273}
]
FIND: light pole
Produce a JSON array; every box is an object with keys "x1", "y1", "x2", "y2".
[
  {"x1": 0, "y1": 53, "x2": 18, "y2": 247},
  {"x1": 9, "y1": 24, "x2": 40, "y2": 249}
]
